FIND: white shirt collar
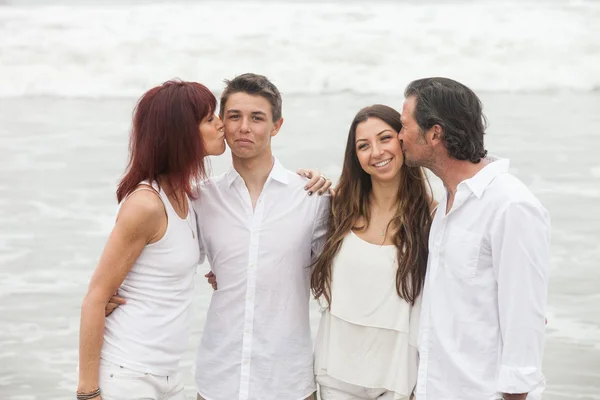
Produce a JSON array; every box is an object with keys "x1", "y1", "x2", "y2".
[
  {"x1": 225, "y1": 157, "x2": 289, "y2": 187},
  {"x1": 462, "y1": 156, "x2": 510, "y2": 199}
]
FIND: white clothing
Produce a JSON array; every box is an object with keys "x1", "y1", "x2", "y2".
[
  {"x1": 314, "y1": 231, "x2": 420, "y2": 400},
  {"x1": 99, "y1": 358, "x2": 186, "y2": 400},
  {"x1": 102, "y1": 182, "x2": 200, "y2": 375},
  {"x1": 415, "y1": 158, "x2": 550, "y2": 400},
  {"x1": 193, "y1": 158, "x2": 330, "y2": 400},
  {"x1": 317, "y1": 375, "x2": 395, "y2": 400}
]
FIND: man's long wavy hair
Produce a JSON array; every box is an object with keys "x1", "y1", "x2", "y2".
[{"x1": 311, "y1": 105, "x2": 433, "y2": 307}]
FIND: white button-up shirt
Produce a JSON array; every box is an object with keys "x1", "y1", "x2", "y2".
[
  {"x1": 415, "y1": 158, "x2": 550, "y2": 400},
  {"x1": 193, "y1": 158, "x2": 330, "y2": 400}
]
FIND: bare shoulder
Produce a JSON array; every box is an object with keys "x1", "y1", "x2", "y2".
[{"x1": 116, "y1": 189, "x2": 166, "y2": 235}]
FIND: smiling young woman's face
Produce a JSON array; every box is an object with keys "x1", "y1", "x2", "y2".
[{"x1": 355, "y1": 117, "x2": 404, "y2": 182}]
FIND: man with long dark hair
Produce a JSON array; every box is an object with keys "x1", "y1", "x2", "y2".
[{"x1": 398, "y1": 77, "x2": 550, "y2": 400}]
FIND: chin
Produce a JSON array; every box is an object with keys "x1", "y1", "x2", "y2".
[{"x1": 232, "y1": 146, "x2": 259, "y2": 158}]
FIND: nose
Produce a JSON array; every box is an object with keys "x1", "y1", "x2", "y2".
[
  {"x1": 371, "y1": 143, "x2": 384, "y2": 157},
  {"x1": 240, "y1": 116, "x2": 251, "y2": 133},
  {"x1": 215, "y1": 115, "x2": 224, "y2": 131}
]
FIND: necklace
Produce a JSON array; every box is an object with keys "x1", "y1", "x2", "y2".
[{"x1": 183, "y1": 198, "x2": 195, "y2": 239}]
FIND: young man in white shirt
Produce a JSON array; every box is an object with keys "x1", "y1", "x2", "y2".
[
  {"x1": 193, "y1": 73, "x2": 330, "y2": 400},
  {"x1": 398, "y1": 77, "x2": 550, "y2": 400}
]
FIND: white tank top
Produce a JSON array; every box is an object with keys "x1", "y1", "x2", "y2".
[
  {"x1": 314, "y1": 231, "x2": 421, "y2": 400},
  {"x1": 101, "y1": 181, "x2": 200, "y2": 375}
]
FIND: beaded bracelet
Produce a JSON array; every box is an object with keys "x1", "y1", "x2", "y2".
[{"x1": 76, "y1": 388, "x2": 101, "y2": 400}]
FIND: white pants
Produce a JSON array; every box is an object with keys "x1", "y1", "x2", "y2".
[
  {"x1": 317, "y1": 375, "x2": 396, "y2": 400},
  {"x1": 99, "y1": 358, "x2": 187, "y2": 400}
]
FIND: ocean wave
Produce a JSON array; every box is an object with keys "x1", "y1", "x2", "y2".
[{"x1": 0, "y1": 1, "x2": 599, "y2": 97}]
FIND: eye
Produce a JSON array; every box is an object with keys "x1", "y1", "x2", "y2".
[
  {"x1": 358, "y1": 144, "x2": 368, "y2": 150},
  {"x1": 208, "y1": 116, "x2": 214, "y2": 122},
  {"x1": 381, "y1": 135, "x2": 392, "y2": 141},
  {"x1": 252, "y1": 115, "x2": 264, "y2": 121},
  {"x1": 228, "y1": 115, "x2": 239, "y2": 120}
]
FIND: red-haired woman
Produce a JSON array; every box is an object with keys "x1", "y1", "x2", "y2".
[{"x1": 77, "y1": 80, "x2": 226, "y2": 400}]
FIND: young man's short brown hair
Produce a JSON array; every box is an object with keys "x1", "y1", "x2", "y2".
[{"x1": 219, "y1": 73, "x2": 282, "y2": 122}]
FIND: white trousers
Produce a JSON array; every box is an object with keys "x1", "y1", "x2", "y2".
[
  {"x1": 99, "y1": 358, "x2": 187, "y2": 400},
  {"x1": 317, "y1": 375, "x2": 397, "y2": 400}
]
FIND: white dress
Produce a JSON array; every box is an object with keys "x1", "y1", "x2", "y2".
[{"x1": 314, "y1": 231, "x2": 421, "y2": 400}]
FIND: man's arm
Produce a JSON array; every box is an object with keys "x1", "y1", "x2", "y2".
[{"x1": 491, "y1": 201, "x2": 551, "y2": 398}]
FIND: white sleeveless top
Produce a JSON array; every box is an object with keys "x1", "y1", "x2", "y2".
[
  {"x1": 314, "y1": 231, "x2": 421, "y2": 400},
  {"x1": 101, "y1": 181, "x2": 200, "y2": 375}
]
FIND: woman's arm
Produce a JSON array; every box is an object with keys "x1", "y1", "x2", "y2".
[{"x1": 77, "y1": 191, "x2": 165, "y2": 393}]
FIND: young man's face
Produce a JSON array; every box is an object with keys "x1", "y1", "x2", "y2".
[
  {"x1": 222, "y1": 92, "x2": 283, "y2": 160},
  {"x1": 399, "y1": 96, "x2": 435, "y2": 168}
]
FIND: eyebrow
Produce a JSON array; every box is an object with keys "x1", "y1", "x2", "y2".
[
  {"x1": 226, "y1": 109, "x2": 267, "y2": 117},
  {"x1": 356, "y1": 129, "x2": 394, "y2": 143}
]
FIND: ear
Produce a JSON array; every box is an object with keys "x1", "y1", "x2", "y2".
[
  {"x1": 430, "y1": 124, "x2": 443, "y2": 144},
  {"x1": 271, "y1": 117, "x2": 284, "y2": 137}
]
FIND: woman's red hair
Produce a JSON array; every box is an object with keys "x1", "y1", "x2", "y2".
[{"x1": 117, "y1": 80, "x2": 216, "y2": 203}]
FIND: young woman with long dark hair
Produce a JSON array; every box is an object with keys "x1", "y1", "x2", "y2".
[{"x1": 311, "y1": 105, "x2": 436, "y2": 400}]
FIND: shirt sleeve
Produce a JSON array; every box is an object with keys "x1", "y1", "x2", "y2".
[
  {"x1": 490, "y1": 200, "x2": 551, "y2": 395},
  {"x1": 197, "y1": 214, "x2": 206, "y2": 266},
  {"x1": 311, "y1": 194, "x2": 331, "y2": 264},
  {"x1": 191, "y1": 192, "x2": 206, "y2": 266}
]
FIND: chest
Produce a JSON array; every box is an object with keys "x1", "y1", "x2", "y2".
[
  {"x1": 199, "y1": 185, "x2": 317, "y2": 263},
  {"x1": 428, "y1": 201, "x2": 495, "y2": 282},
  {"x1": 353, "y1": 214, "x2": 397, "y2": 246}
]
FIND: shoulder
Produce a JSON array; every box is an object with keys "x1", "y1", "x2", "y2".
[
  {"x1": 285, "y1": 169, "x2": 331, "y2": 203},
  {"x1": 490, "y1": 173, "x2": 545, "y2": 207},
  {"x1": 193, "y1": 173, "x2": 228, "y2": 200},
  {"x1": 284, "y1": 168, "x2": 309, "y2": 187},
  {"x1": 487, "y1": 173, "x2": 549, "y2": 221},
  {"x1": 117, "y1": 189, "x2": 165, "y2": 231}
]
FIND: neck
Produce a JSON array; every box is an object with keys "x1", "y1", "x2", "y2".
[
  {"x1": 430, "y1": 156, "x2": 489, "y2": 196},
  {"x1": 157, "y1": 176, "x2": 187, "y2": 211},
  {"x1": 232, "y1": 150, "x2": 274, "y2": 192},
  {"x1": 157, "y1": 176, "x2": 182, "y2": 197},
  {"x1": 370, "y1": 174, "x2": 401, "y2": 212}
]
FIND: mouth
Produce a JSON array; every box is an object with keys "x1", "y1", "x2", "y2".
[{"x1": 372, "y1": 159, "x2": 392, "y2": 168}]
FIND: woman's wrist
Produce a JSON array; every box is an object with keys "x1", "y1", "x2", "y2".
[
  {"x1": 77, "y1": 382, "x2": 99, "y2": 394},
  {"x1": 76, "y1": 387, "x2": 101, "y2": 400}
]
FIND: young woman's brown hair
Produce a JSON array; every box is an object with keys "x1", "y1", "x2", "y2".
[{"x1": 311, "y1": 104, "x2": 433, "y2": 307}]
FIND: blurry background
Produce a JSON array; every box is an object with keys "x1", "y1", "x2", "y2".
[{"x1": 0, "y1": 0, "x2": 599, "y2": 399}]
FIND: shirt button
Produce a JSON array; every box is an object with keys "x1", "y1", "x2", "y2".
[{"x1": 243, "y1": 359, "x2": 249, "y2": 365}]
